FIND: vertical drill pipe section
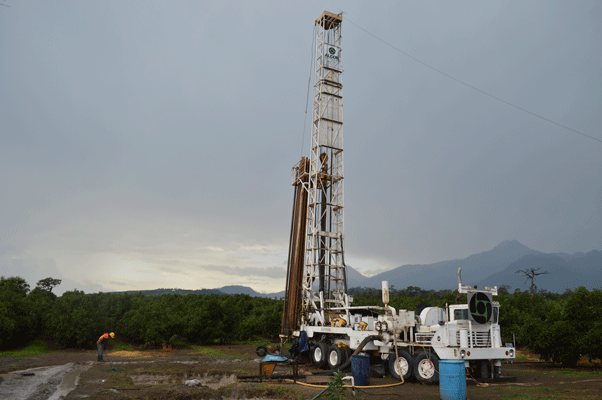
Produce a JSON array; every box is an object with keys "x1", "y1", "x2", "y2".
[
  {"x1": 282, "y1": 158, "x2": 309, "y2": 336},
  {"x1": 319, "y1": 185, "x2": 327, "y2": 294}
]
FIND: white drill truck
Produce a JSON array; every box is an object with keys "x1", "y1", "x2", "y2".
[
  {"x1": 288, "y1": 267, "x2": 515, "y2": 384},
  {"x1": 280, "y1": 11, "x2": 515, "y2": 383}
]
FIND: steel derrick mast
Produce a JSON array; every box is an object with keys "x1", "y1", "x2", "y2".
[
  {"x1": 302, "y1": 11, "x2": 346, "y2": 326},
  {"x1": 278, "y1": 12, "x2": 514, "y2": 383}
]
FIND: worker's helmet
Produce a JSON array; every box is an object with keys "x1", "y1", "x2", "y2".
[{"x1": 110, "y1": 332, "x2": 115, "y2": 338}]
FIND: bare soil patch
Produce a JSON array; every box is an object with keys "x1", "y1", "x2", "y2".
[{"x1": 1, "y1": 345, "x2": 601, "y2": 399}]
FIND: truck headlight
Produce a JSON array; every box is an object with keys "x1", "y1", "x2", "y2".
[{"x1": 460, "y1": 350, "x2": 466, "y2": 358}]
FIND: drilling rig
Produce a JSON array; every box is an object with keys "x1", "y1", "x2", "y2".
[{"x1": 281, "y1": 11, "x2": 514, "y2": 384}]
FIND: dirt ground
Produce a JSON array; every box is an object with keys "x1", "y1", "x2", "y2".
[{"x1": 1, "y1": 345, "x2": 601, "y2": 400}]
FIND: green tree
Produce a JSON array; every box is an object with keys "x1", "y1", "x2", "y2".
[
  {"x1": 0, "y1": 276, "x2": 34, "y2": 348},
  {"x1": 26, "y1": 287, "x2": 58, "y2": 338},
  {"x1": 0, "y1": 276, "x2": 30, "y2": 294},
  {"x1": 36, "y1": 277, "x2": 62, "y2": 292},
  {"x1": 49, "y1": 290, "x2": 104, "y2": 348},
  {"x1": 564, "y1": 287, "x2": 602, "y2": 363}
]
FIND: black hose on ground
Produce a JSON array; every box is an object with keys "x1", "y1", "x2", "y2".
[{"x1": 316, "y1": 334, "x2": 382, "y2": 376}]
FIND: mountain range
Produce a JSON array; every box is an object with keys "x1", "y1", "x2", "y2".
[
  {"x1": 350, "y1": 240, "x2": 601, "y2": 293},
  {"x1": 112, "y1": 240, "x2": 601, "y2": 297}
]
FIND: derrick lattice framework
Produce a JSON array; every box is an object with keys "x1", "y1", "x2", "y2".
[{"x1": 302, "y1": 11, "x2": 345, "y2": 326}]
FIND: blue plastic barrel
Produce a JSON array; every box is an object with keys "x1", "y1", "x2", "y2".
[
  {"x1": 351, "y1": 354, "x2": 370, "y2": 386},
  {"x1": 439, "y1": 360, "x2": 466, "y2": 400}
]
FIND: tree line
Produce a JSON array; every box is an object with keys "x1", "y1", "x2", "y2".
[
  {"x1": 1, "y1": 276, "x2": 601, "y2": 366},
  {"x1": 0, "y1": 276, "x2": 282, "y2": 349}
]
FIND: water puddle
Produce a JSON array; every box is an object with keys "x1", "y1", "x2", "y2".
[
  {"x1": 0, "y1": 362, "x2": 92, "y2": 400},
  {"x1": 48, "y1": 362, "x2": 93, "y2": 400}
]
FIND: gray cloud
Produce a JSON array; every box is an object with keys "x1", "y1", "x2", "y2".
[
  {"x1": 0, "y1": 253, "x2": 107, "y2": 294},
  {"x1": 1, "y1": 1, "x2": 600, "y2": 295},
  {"x1": 199, "y1": 265, "x2": 287, "y2": 280}
]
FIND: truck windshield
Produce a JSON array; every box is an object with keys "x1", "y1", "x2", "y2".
[{"x1": 454, "y1": 309, "x2": 468, "y2": 320}]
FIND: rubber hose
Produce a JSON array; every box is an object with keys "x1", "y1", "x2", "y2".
[
  {"x1": 286, "y1": 378, "x2": 404, "y2": 389},
  {"x1": 317, "y1": 334, "x2": 382, "y2": 376}
]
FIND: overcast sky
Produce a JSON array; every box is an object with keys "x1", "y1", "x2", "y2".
[{"x1": 1, "y1": 1, "x2": 600, "y2": 295}]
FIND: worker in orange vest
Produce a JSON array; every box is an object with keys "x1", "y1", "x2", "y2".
[{"x1": 97, "y1": 332, "x2": 115, "y2": 361}]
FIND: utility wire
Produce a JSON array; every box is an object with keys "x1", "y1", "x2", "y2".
[{"x1": 343, "y1": 15, "x2": 602, "y2": 145}]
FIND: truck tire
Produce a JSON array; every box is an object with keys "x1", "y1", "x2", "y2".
[
  {"x1": 388, "y1": 349, "x2": 413, "y2": 381},
  {"x1": 327, "y1": 345, "x2": 346, "y2": 369},
  {"x1": 310, "y1": 342, "x2": 328, "y2": 369},
  {"x1": 255, "y1": 345, "x2": 268, "y2": 357},
  {"x1": 413, "y1": 352, "x2": 439, "y2": 384}
]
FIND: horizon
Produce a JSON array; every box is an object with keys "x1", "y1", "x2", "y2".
[{"x1": 20, "y1": 239, "x2": 598, "y2": 295}]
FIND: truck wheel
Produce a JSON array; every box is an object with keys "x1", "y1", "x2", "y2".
[
  {"x1": 310, "y1": 342, "x2": 328, "y2": 369},
  {"x1": 255, "y1": 345, "x2": 268, "y2": 357},
  {"x1": 327, "y1": 345, "x2": 346, "y2": 369},
  {"x1": 413, "y1": 352, "x2": 439, "y2": 384},
  {"x1": 388, "y1": 349, "x2": 413, "y2": 381}
]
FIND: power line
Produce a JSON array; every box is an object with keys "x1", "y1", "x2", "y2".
[{"x1": 343, "y1": 15, "x2": 602, "y2": 145}]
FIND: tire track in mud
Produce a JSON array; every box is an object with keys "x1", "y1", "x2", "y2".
[{"x1": 0, "y1": 362, "x2": 93, "y2": 400}]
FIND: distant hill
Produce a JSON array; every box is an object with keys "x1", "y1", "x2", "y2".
[
  {"x1": 345, "y1": 265, "x2": 367, "y2": 289},
  {"x1": 109, "y1": 288, "x2": 223, "y2": 296},
  {"x1": 108, "y1": 266, "x2": 365, "y2": 298},
  {"x1": 109, "y1": 285, "x2": 285, "y2": 298},
  {"x1": 109, "y1": 241, "x2": 601, "y2": 297},
  {"x1": 356, "y1": 240, "x2": 602, "y2": 293},
  {"x1": 474, "y1": 250, "x2": 602, "y2": 292},
  {"x1": 217, "y1": 285, "x2": 284, "y2": 298},
  {"x1": 358, "y1": 240, "x2": 540, "y2": 291}
]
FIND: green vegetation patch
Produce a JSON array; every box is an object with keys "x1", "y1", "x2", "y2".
[
  {"x1": 0, "y1": 340, "x2": 51, "y2": 358},
  {"x1": 107, "y1": 366, "x2": 134, "y2": 388},
  {"x1": 112, "y1": 342, "x2": 135, "y2": 352},
  {"x1": 501, "y1": 395, "x2": 602, "y2": 400},
  {"x1": 503, "y1": 386, "x2": 554, "y2": 391},
  {"x1": 253, "y1": 384, "x2": 296, "y2": 396},
  {"x1": 500, "y1": 393, "x2": 564, "y2": 400},
  {"x1": 192, "y1": 346, "x2": 229, "y2": 358},
  {"x1": 191, "y1": 345, "x2": 252, "y2": 360},
  {"x1": 556, "y1": 368, "x2": 602, "y2": 377}
]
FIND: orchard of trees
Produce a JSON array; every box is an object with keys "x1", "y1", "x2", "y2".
[
  {"x1": 0, "y1": 276, "x2": 282, "y2": 350},
  {"x1": 1, "y1": 276, "x2": 601, "y2": 366}
]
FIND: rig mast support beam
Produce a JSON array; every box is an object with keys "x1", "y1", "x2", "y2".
[{"x1": 302, "y1": 11, "x2": 346, "y2": 325}]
